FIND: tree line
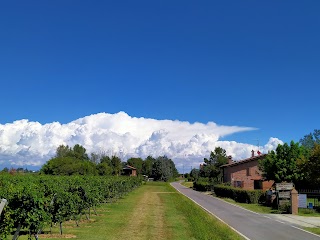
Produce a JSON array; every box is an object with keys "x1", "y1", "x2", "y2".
[{"x1": 40, "y1": 144, "x2": 179, "y2": 181}]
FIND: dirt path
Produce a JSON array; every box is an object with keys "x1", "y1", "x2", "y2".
[{"x1": 115, "y1": 186, "x2": 167, "y2": 240}]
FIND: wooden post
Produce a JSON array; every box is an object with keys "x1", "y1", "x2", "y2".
[{"x1": 291, "y1": 188, "x2": 298, "y2": 215}]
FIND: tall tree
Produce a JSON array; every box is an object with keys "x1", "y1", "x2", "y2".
[
  {"x1": 110, "y1": 156, "x2": 122, "y2": 176},
  {"x1": 259, "y1": 141, "x2": 307, "y2": 183},
  {"x1": 55, "y1": 145, "x2": 72, "y2": 158},
  {"x1": 189, "y1": 168, "x2": 200, "y2": 181},
  {"x1": 302, "y1": 144, "x2": 320, "y2": 188},
  {"x1": 299, "y1": 129, "x2": 320, "y2": 150},
  {"x1": 152, "y1": 156, "x2": 179, "y2": 181},
  {"x1": 72, "y1": 144, "x2": 89, "y2": 160},
  {"x1": 200, "y1": 147, "x2": 228, "y2": 183},
  {"x1": 142, "y1": 156, "x2": 155, "y2": 176}
]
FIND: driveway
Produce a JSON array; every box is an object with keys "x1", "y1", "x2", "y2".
[{"x1": 171, "y1": 182, "x2": 320, "y2": 240}]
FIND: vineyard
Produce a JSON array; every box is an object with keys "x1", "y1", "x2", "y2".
[{"x1": 0, "y1": 174, "x2": 142, "y2": 239}]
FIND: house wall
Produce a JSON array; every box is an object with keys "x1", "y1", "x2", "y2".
[
  {"x1": 223, "y1": 160, "x2": 273, "y2": 190},
  {"x1": 131, "y1": 169, "x2": 137, "y2": 176}
]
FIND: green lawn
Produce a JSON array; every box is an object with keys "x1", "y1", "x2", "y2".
[
  {"x1": 17, "y1": 182, "x2": 243, "y2": 240},
  {"x1": 181, "y1": 181, "x2": 193, "y2": 188}
]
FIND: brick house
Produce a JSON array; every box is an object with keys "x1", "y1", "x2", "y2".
[
  {"x1": 221, "y1": 150, "x2": 273, "y2": 191},
  {"x1": 122, "y1": 165, "x2": 137, "y2": 176}
]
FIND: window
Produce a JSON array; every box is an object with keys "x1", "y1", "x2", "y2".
[
  {"x1": 254, "y1": 180, "x2": 262, "y2": 189},
  {"x1": 234, "y1": 181, "x2": 243, "y2": 188}
]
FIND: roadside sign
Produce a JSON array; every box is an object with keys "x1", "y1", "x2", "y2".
[
  {"x1": 298, "y1": 194, "x2": 307, "y2": 208},
  {"x1": 276, "y1": 183, "x2": 293, "y2": 191},
  {"x1": 278, "y1": 191, "x2": 291, "y2": 199},
  {"x1": 279, "y1": 199, "x2": 290, "y2": 205}
]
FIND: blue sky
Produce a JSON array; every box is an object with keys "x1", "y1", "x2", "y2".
[{"x1": 0, "y1": 1, "x2": 319, "y2": 170}]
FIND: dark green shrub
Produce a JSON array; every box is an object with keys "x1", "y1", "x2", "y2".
[
  {"x1": 193, "y1": 177, "x2": 211, "y2": 191},
  {"x1": 213, "y1": 185, "x2": 264, "y2": 204}
]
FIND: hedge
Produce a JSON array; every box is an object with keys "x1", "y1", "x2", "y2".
[
  {"x1": 213, "y1": 184, "x2": 265, "y2": 204},
  {"x1": 193, "y1": 177, "x2": 212, "y2": 191}
]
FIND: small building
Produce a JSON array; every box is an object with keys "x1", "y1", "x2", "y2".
[
  {"x1": 221, "y1": 150, "x2": 273, "y2": 191},
  {"x1": 122, "y1": 165, "x2": 137, "y2": 176}
]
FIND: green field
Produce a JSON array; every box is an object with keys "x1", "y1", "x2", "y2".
[{"x1": 27, "y1": 182, "x2": 243, "y2": 240}]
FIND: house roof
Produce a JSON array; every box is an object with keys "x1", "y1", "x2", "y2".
[
  {"x1": 123, "y1": 165, "x2": 136, "y2": 170},
  {"x1": 220, "y1": 154, "x2": 267, "y2": 168}
]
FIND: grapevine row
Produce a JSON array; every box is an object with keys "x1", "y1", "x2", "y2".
[{"x1": 0, "y1": 174, "x2": 142, "y2": 239}]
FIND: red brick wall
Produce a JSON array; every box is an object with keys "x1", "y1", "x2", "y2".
[{"x1": 223, "y1": 159, "x2": 273, "y2": 190}]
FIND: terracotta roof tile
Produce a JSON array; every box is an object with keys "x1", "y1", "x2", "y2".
[{"x1": 220, "y1": 154, "x2": 267, "y2": 168}]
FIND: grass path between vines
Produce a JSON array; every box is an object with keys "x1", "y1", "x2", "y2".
[{"x1": 33, "y1": 182, "x2": 242, "y2": 240}]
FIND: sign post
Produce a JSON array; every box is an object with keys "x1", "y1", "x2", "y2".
[
  {"x1": 276, "y1": 183, "x2": 294, "y2": 211},
  {"x1": 276, "y1": 182, "x2": 294, "y2": 191},
  {"x1": 298, "y1": 194, "x2": 307, "y2": 208}
]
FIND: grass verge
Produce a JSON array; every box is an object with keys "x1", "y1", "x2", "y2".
[
  {"x1": 181, "y1": 181, "x2": 193, "y2": 188},
  {"x1": 304, "y1": 227, "x2": 320, "y2": 235},
  {"x1": 17, "y1": 182, "x2": 243, "y2": 240},
  {"x1": 220, "y1": 197, "x2": 320, "y2": 216}
]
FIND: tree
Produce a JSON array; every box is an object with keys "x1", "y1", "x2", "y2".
[
  {"x1": 110, "y1": 156, "x2": 122, "y2": 176},
  {"x1": 90, "y1": 153, "x2": 100, "y2": 164},
  {"x1": 41, "y1": 157, "x2": 97, "y2": 175},
  {"x1": 72, "y1": 144, "x2": 89, "y2": 160},
  {"x1": 96, "y1": 162, "x2": 112, "y2": 176},
  {"x1": 301, "y1": 144, "x2": 320, "y2": 188},
  {"x1": 200, "y1": 147, "x2": 228, "y2": 183},
  {"x1": 41, "y1": 144, "x2": 97, "y2": 175},
  {"x1": 127, "y1": 158, "x2": 143, "y2": 175},
  {"x1": 55, "y1": 145, "x2": 72, "y2": 158},
  {"x1": 299, "y1": 129, "x2": 320, "y2": 150},
  {"x1": 259, "y1": 141, "x2": 307, "y2": 184},
  {"x1": 189, "y1": 168, "x2": 200, "y2": 181},
  {"x1": 100, "y1": 155, "x2": 111, "y2": 165},
  {"x1": 55, "y1": 144, "x2": 89, "y2": 160},
  {"x1": 142, "y1": 156, "x2": 155, "y2": 176},
  {"x1": 151, "y1": 156, "x2": 179, "y2": 181},
  {"x1": 1, "y1": 167, "x2": 9, "y2": 173}
]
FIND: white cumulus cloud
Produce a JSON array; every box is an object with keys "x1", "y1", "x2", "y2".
[{"x1": 0, "y1": 112, "x2": 282, "y2": 171}]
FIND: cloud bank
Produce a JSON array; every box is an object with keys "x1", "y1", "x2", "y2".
[{"x1": 0, "y1": 112, "x2": 283, "y2": 171}]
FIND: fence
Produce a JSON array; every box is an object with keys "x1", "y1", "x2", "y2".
[{"x1": 298, "y1": 189, "x2": 320, "y2": 207}]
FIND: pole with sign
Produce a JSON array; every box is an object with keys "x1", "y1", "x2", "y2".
[{"x1": 276, "y1": 183, "x2": 294, "y2": 210}]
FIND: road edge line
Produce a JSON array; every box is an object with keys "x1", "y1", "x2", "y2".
[{"x1": 290, "y1": 225, "x2": 320, "y2": 238}]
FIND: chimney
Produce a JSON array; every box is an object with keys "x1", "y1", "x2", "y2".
[
  {"x1": 228, "y1": 156, "x2": 233, "y2": 164},
  {"x1": 251, "y1": 150, "x2": 255, "y2": 158}
]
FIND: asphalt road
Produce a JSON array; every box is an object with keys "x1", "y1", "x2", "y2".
[{"x1": 171, "y1": 182, "x2": 320, "y2": 240}]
